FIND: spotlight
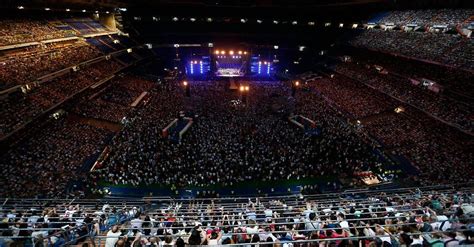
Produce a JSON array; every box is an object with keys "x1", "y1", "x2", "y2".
[
  {"x1": 245, "y1": 86, "x2": 249, "y2": 91},
  {"x1": 339, "y1": 23, "x2": 344, "y2": 28},
  {"x1": 292, "y1": 21, "x2": 298, "y2": 25},
  {"x1": 299, "y1": 46, "x2": 306, "y2": 51},
  {"x1": 183, "y1": 81, "x2": 188, "y2": 86},
  {"x1": 238, "y1": 51, "x2": 242, "y2": 55},
  {"x1": 215, "y1": 50, "x2": 219, "y2": 55},
  {"x1": 257, "y1": 19, "x2": 263, "y2": 24},
  {"x1": 106, "y1": 11, "x2": 110, "y2": 14},
  {"x1": 174, "y1": 44, "x2": 179, "y2": 48},
  {"x1": 273, "y1": 45, "x2": 279, "y2": 50},
  {"x1": 208, "y1": 43, "x2": 213, "y2": 47},
  {"x1": 17, "y1": 6, "x2": 24, "y2": 9},
  {"x1": 229, "y1": 50, "x2": 234, "y2": 55},
  {"x1": 66, "y1": 8, "x2": 70, "y2": 12},
  {"x1": 190, "y1": 18, "x2": 196, "y2": 22},
  {"x1": 308, "y1": 21, "x2": 315, "y2": 26},
  {"x1": 240, "y1": 18, "x2": 247, "y2": 23},
  {"x1": 207, "y1": 17, "x2": 213, "y2": 22},
  {"x1": 172, "y1": 17, "x2": 179, "y2": 21},
  {"x1": 295, "y1": 81, "x2": 300, "y2": 86},
  {"x1": 221, "y1": 51, "x2": 226, "y2": 55},
  {"x1": 45, "y1": 7, "x2": 51, "y2": 11},
  {"x1": 240, "y1": 86, "x2": 244, "y2": 92},
  {"x1": 273, "y1": 20, "x2": 279, "y2": 24},
  {"x1": 82, "y1": 9, "x2": 87, "y2": 12},
  {"x1": 244, "y1": 51, "x2": 247, "y2": 55}
]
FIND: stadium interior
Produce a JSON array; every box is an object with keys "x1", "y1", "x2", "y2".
[{"x1": 0, "y1": 0, "x2": 473, "y2": 246}]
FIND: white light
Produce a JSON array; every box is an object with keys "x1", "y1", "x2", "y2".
[
  {"x1": 45, "y1": 8, "x2": 51, "y2": 11},
  {"x1": 18, "y1": 6, "x2": 24, "y2": 9},
  {"x1": 207, "y1": 17, "x2": 213, "y2": 22},
  {"x1": 299, "y1": 46, "x2": 306, "y2": 51},
  {"x1": 153, "y1": 17, "x2": 159, "y2": 21},
  {"x1": 172, "y1": 17, "x2": 179, "y2": 21},
  {"x1": 325, "y1": 22, "x2": 331, "y2": 27},
  {"x1": 208, "y1": 43, "x2": 213, "y2": 47},
  {"x1": 292, "y1": 21, "x2": 298, "y2": 25},
  {"x1": 119, "y1": 8, "x2": 127, "y2": 12},
  {"x1": 241, "y1": 19, "x2": 247, "y2": 23},
  {"x1": 174, "y1": 44, "x2": 180, "y2": 48},
  {"x1": 274, "y1": 45, "x2": 279, "y2": 50},
  {"x1": 190, "y1": 18, "x2": 196, "y2": 22},
  {"x1": 66, "y1": 8, "x2": 70, "y2": 12},
  {"x1": 106, "y1": 11, "x2": 110, "y2": 14},
  {"x1": 273, "y1": 20, "x2": 279, "y2": 24},
  {"x1": 339, "y1": 23, "x2": 344, "y2": 28},
  {"x1": 308, "y1": 21, "x2": 315, "y2": 26},
  {"x1": 257, "y1": 19, "x2": 263, "y2": 24},
  {"x1": 82, "y1": 9, "x2": 87, "y2": 12}
]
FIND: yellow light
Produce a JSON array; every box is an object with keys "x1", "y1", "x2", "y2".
[
  {"x1": 183, "y1": 81, "x2": 188, "y2": 86},
  {"x1": 229, "y1": 50, "x2": 234, "y2": 55},
  {"x1": 244, "y1": 51, "x2": 247, "y2": 55},
  {"x1": 239, "y1": 86, "x2": 244, "y2": 92},
  {"x1": 238, "y1": 51, "x2": 242, "y2": 55},
  {"x1": 245, "y1": 86, "x2": 249, "y2": 91},
  {"x1": 215, "y1": 50, "x2": 219, "y2": 55},
  {"x1": 295, "y1": 81, "x2": 300, "y2": 86},
  {"x1": 221, "y1": 51, "x2": 226, "y2": 55}
]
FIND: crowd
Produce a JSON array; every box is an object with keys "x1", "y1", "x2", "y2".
[
  {"x1": 0, "y1": 41, "x2": 101, "y2": 90},
  {"x1": 0, "y1": 19, "x2": 76, "y2": 46},
  {"x1": 73, "y1": 75, "x2": 155, "y2": 123},
  {"x1": 340, "y1": 49, "x2": 474, "y2": 98},
  {"x1": 0, "y1": 199, "x2": 143, "y2": 247},
  {"x1": 310, "y1": 76, "x2": 397, "y2": 119},
  {"x1": 0, "y1": 17, "x2": 112, "y2": 46},
  {"x1": 349, "y1": 29, "x2": 473, "y2": 70},
  {"x1": 335, "y1": 62, "x2": 473, "y2": 132},
  {"x1": 0, "y1": 59, "x2": 122, "y2": 138},
  {"x1": 375, "y1": 9, "x2": 473, "y2": 26},
  {"x1": 76, "y1": 187, "x2": 473, "y2": 247},
  {"x1": 0, "y1": 118, "x2": 113, "y2": 198},
  {"x1": 89, "y1": 80, "x2": 390, "y2": 189},
  {"x1": 305, "y1": 72, "x2": 473, "y2": 186}
]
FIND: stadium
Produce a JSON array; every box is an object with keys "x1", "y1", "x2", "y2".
[{"x1": 0, "y1": 0, "x2": 473, "y2": 246}]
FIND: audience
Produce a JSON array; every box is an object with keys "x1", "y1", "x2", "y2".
[{"x1": 350, "y1": 29, "x2": 473, "y2": 70}]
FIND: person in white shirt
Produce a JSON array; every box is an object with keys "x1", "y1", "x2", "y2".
[
  {"x1": 305, "y1": 212, "x2": 320, "y2": 232},
  {"x1": 130, "y1": 216, "x2": 144, "y2": 229},
  {"x1": 105, "y1": 225, "x2": 124, "y2": 247},
  {"x1": 64, "y1": 205, "x2": 78, "y2": 220}
]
